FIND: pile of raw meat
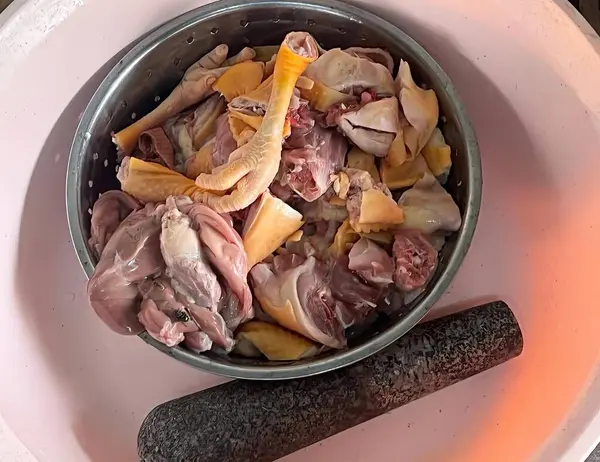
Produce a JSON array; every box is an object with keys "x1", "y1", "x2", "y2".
[{"x1": 86, "y1": 31, "x2": 462, "y2": 361}]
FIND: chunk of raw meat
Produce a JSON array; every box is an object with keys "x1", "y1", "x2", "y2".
[
  {"x1": 329, "y1": 254, "x2": 386, "y2": 327},
  {"x1": 87, "y1": 203, "x2": 166, "y2": 335},
  {"x1": 218, "y1": 288, "x2": 244, "y2": 331},
  {"x1": 138, "y1": 277, "x2": 234, "y2": 351},
  {"x1": 395, "y1": 60, "x2": 439, "y2": 157},
  {"x1": 137, "y1": 127, "x2": 175, "y2": 169},
  {"x1": 280, "y1": 121, "x2": 348, "y2": 202},
  {"x1": 211, "y1": 112, "x2": 238, "y2": 168},
  {"x1": 344, "y1": 168, "x2": 390, "y2": 222},
  {"x1": 184, "y1": 201, "x2": 253, "y2": 326},
  {"x1": 337, "y1": 97, "x2": 399, "y2": 157},
  {"x1": 392, "y1": 229, "x2": 438, "y2": 291},
  {"x1": 348, "y1": 237, "x2": 395, "y2": 286},
  {"x1": 343, "y1": 168, "x2": 404, "y2": 233},
  {"x1": 137, "y1": 278, "x2": 199, "y2": 347},
  {"x1": 321, "y1": 90, "x2": 377, "y2": 127},
  {"x1": 88, "y1": 190, "x2": 140, "y2": 259},
  {"x1": 287, "y1": 98, "x2": 314, "y2": 130},
  {"x1": 398, "y1": 172, "x2": 461, "y2": 234},
  {"x1": 186, "y1": 302, "x2": 235, "y2": 351},
  {"x1": 160, "y1": 197, "x2": 222, "y2": 308},
  {"x1": 138, "y1": 299, "x2": 183, "y2": 347},
  {"x1": 185, "y1": 331, "x2": 213, "y2": 353},
  {"x1": 250, "y1": 254, "x2": 346, "y2": 348},
  {"x1": 304, "y1": 48, "x2": 395, "y2": 96}
]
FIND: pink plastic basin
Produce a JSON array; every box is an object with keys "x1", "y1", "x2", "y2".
[{"x1": 0, "y1": 0, "x2": 599, "y2": 461}]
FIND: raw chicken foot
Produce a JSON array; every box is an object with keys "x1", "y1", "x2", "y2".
[
  {"x1": 112, "y1": 44, "x2": 254, "y2": 155},
  {"x1": 195, "y1": 32, "x2": 319, "y2": 213}
]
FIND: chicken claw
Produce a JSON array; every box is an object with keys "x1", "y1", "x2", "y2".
[
  {"x1": 112, "y1": 44, "x2": 233, "y2": 155},
  {"x1": 197, "y1": 44, "x2": 229, "y2": 69},
  {"x1": 224, "y1": 47, "x2": 256, "y2": 66},
  {"x1": 195, "y1": 31, "x2": 320, "y2": 213}
]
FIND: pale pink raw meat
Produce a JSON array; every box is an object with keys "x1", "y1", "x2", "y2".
[
  {"x1": 250, "y1": 254, "x2": 346, "y2": 348},
  {"x1": 212, "y1": 113, "x2": 237, "y2": 168},
  {"x1": 185, "y1": 331, "x2": 213, "y2": 353},
  {"x1": 304, "y1": 48, "x2": 395, "y2": 96},
  {"x1": 337, "y1": 97, "x2": 399, "y2": 157},
  {"x1": 392, "y1": 230, "x2": 438, "y2": 291},
  {"x1": 138, "y1": 276, "x2": 233, "y2": 351},
  {"x1": 186, "y1": 302, "x2": 235, "y2": 351},
  {"x1": 287, "y1": 99, "x2": 314, "y2": 130},
  {"x1": 280, "y1": 120, "x2": 348, "y2": 202},
  {"x1": 184, "y1": 202, "x2": 253, "y2": 327},
  {"x1": 138, "y1": 299, "x2": 187, "y2": 347},
  {"x1": 160, "y1": 198, "x2": 222, "y2": 308},
  {"x1": 344, "y1": 168, "x2": 393, "y2": 223},
  {"x1": 88, "y1": 190, "x2": 140, "y2": 259},
  {"x1": 348, "y1": 238, "x2": 395, "y2": 286},
  {"x1": 137, "y1": 278, "x2": 199, "y2": 347},
  {"x1": 87, "y1": 203, "x2": 166, "y2": 335}
]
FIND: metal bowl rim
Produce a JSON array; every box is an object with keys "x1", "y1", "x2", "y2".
[{"x1": 66, "y1": 0, "x2": 482, "y2": 380}]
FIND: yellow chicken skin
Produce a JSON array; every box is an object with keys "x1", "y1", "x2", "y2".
[
  {"x1": 235, "y1": 321, "x2": 319, "y2": 361},
  {"x1": 242, "y1": 191, "x2": 304, "y2": 269},
  {"x1": 117, "y1": 156, "x2": 222, "y2": 203},
  {"x1": 213, "y1": 61, "x2": 264, "y2": 102},
  {"x1": 395, "y1": 60, "x2": 439, "y2": 158},
  {"x1": 422, "y1": 127, "x2": 452, "y2": 179},
  {"x1": 340, "y1": 169, "x2": 404, "y2": 233}
]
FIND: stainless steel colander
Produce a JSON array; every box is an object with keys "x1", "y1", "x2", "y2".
[{"x1": 66, "y1": 0, "x2": 482, "y2": 380}]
